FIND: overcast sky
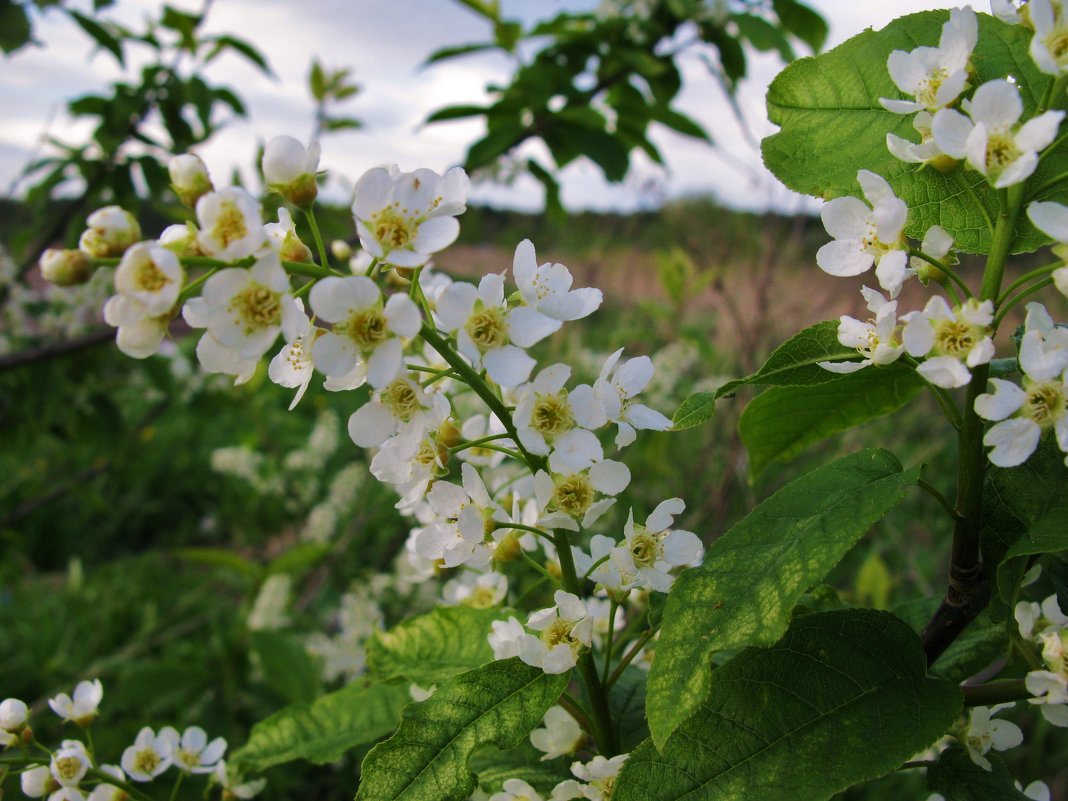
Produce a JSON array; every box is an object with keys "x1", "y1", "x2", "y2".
[{"x1": 1, "y1": 0, "x2": 964, "y2": 214}]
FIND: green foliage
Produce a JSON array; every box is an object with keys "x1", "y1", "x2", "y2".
[
  {"x1": 763, "y1": 11, "x2": 1062, "y2": 255},
  {"x1": 469, "y1": 742, "x2": 572, "y2": 795},
  {"x1": 250, "y1": 631, "x2": 322, "y2": 705},
  {"x1": 981, "y1": 438, "x2": 1068, "y2": 606},
  {"x1": 715, "y1": 320, "x2": 854, "y2": 397},
  {"x1": 894, "y1": 599, "x2": 1008, "y2": 685},
  {"x1": 429, "y1": 0, "x2": 825, "y2": 213},
  {"x1": 618, "y1": 610, "x2": 962, "y2": 801},
  {"x1": 739, "y1": 364, "x2": 925, "y2": 478},
  {"x1": 927, "y1": 747, "x2": 1031, "y2": 800},
  {"x1": 230, "y1": 681, "x2": 410, "y2": 773},
  {"x1": 366, "y1": 606, "x2": 506, "y2": 686},
  {"x1": 670, "y1": 391, "x2": 715, "y2": 430},
  {"x1": 0, "y1": 1, "x2": 33, "y2": 54},
  {"x1": 354, "y1": 658, "x2": 567, "y2": 801},
  {"x1": 607, "y1": 667, "x2": 649, "y2": 752},
  {"x1": 646, "y1": 449, "x2": 919, "y2": 748}
]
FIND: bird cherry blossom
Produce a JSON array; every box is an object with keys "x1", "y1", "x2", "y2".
[
  {"x1": 262, "y1": 135, "x2": 320, "y2": 209},
  {"x1": 49, "y1": 680, "x2": 103, "y2": 727},
  {"x1": 902, "y1": 296, "x2": 995, "y2": 388},
  {"x1": 880, "y1": 7, "x2": 977, "y2": 114},
  {"x1": 591, "y1": 349, "x2": 671, "y2": 447},
  {"x1": 512, "y1": 239, "x2": 602, "y2": 321},
  {"x1": 195, "y1": 187, "x2": 268, "y2": 260},
  {"x1": 79, "y1": 206, "x2": 141, "y2": 259},
  {"x1": 122, "y1": 727, "x2": 174, "y2": 781},
  {"x1": 819, "y1": 287, "x2": 904, "y2": 374},
  {"x1": 530, "y1": 706, "x2": 585, "y2": 761},
  {"x1": 610, "y1": 499, "x2": 703, "y2": 593}
]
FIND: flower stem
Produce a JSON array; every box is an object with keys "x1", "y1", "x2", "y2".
[
  {"x1": 553, "y1": 529, "x2": 619, "y2": 756},
  {"x1": 961, "y1": 679, "x2": 1029, "y2": 707},
  {"x1": 606, "y1": 628, "x2": 656, "y2": 689},
  {"x1": 907, "y1": 249, "x2": 972, "y2": 299},
  {"x1": 917, "y1": 477, "x2": 963, "y2": 521},
  {"x1": 995, "y1": 260, "x2": 1062, "y2": 306},
  {"x1": 449, "y1": 433, "x2": 512, "y2": 453},
  {"x1": 601, "y1": 599, "x2": 619, "y2": 684},
  {"x1": 994, "y1": 277, "x2": 1056, "y2": 328},
  {"x1": 303, "y1": 207, "x2": 331, "y2": 273}
]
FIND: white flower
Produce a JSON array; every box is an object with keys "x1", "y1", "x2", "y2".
[
  {"x1": 213, "y1": 761, "x2": 266, "y2": 799},
  {"x1": 960, "y1": 705, "x2": 1023, "y2": 770},
  {"x1": 51, "y1": 740, "x2": 92, "y2": 787},
  {"x1": 79, "y1": 206, "x2": 141, "y2": 258},
  {"x1": 103, "y1": 295, "x2": 171, "y2": 360},
  {"x1": 310, "y1": 277, "x2": 421, "y2": 387},
  {"x1": 991, "y1": 0, "x2": 1022, "y2": 24},
  {"x1": 162, "y1": 726, "x2": 226, "y2": 774},
  {"x1": 819, "y1": 287, "x2": 904, "y2": 374},
  {"x1": 573, "y1": 535, "x2": 633, "y2": 593},
  {"x1": 348, "y1": 375, "x2": 450, "y2": 449},
  {"x1": 40, "y1": 248, "x2": 92, "y2": 287},
  {"x1": 49, "y1": 680, "x2": 103, "y2": 726},
  {"x1": 122, "y1": 727, "x2": 174, "y2": 781},
  {"x1": 488, "y1": 616, "x2": 527, "y2": 660},
  {"x1": 414, "y1": 463, "x2": 508, "y2": 568},
  {"x1": 1030, "y1": 0, "x2": 1068, "y2": 75},
  {"x1": 247, "y1": 574, "x2": 292, "y2": 631},
  {"x1": 262, "y1": 136, "x2": 320, "y2": 208},
  {"x1": 932, "y1": 80, "x2": 1064, "y2": 188},
  {"x1": 888, "y1": 111, "x2": 947, "y2": 165},
  {"x1": 370, "y1": 431, "x2": 446, "y2": 509},
  {"x1": 1026, "y1": 201, "x2": 1068, "y2": 298},
  {"x1": 114, "y1": 242, "x2": 184, "y2": 316},
  {"x1": 976, "y1": 307, "x2": 1068, "y2": 466},
  {"x1": 530, "y1": 706, "x2": 585, "y2": 761},
  {"x1": 197, "y1": 254, "x2": 304, "y2": 361},
  {"x1": 816, "y1": 170, "x2": 909, "y2": 296},
  {"x1": 352, "y1": 165, "x2": 469, "y2": 267},
  {"x1": 533, "y1": 462, "x2": 631, "y2": 532},
  {"x1": 0, "y1": 698, "x2": 28, "y2": 731},
  {"x1": 1025, "y1": 670, "x2": 1068, "y2": 726},
  {"x1": 551, "y1": 755, "x2": 629, "y2": 801},
  {"x1": 512, "y1": 239, "x2": 602, "y2": 321},
  {"x1": 880, "y1": 7, "x2": 977, "y2": 114},
  {"x1": 86, "y1": 765, "x2": 127, "y2": 801},
  {"x1": 910, "y1": 225, "x2": 955, "y2": 280},
  {"x1": 184, "y1": 297, "x2": 258, "y2": 383},
  {"x1": 586, "y1": 596, "x2": 625, "y2": 647},
  {"x1": 520, "y1": 591, "x2": 594, "y2": 674},
  {"x1": 1023, "y1": 782, "x2": 1052, "y2": 801},
  {"x1": 491, "y1": 779, "x2": 545, "y2": 801},
  {"x1": 592, "y1": 349, "x2": 671, "y2": 447},
  {"x1": 22, "y1": 765, "x2": 56, "y2": 799},
  {"x1": 196, "y1": 187, "x2": 268, "y2": 260},
  {"x1": 268, "y1": 320, "x2": 322, "y2": 410},
  {"x1": 902, "y1": 296, "x2": 995, "y2": 388},
  {"x1": 436, "y1": 274, "x2": 560, "y2": 387},
  {"x1": 514, "y1": 364, "x2": 606, "y2": 469},
  {"x1": 443, "y1": 571, "x2": 508, "y2": 608},
  {"x1": 611, "y1": 499, "x2": 704, "y2": 593},
  {"x1": 263, "y1": 208, "x2": 313, "y2": 263},
  {"x1": 169, "y1": 153, "x2": 213, "y2": 207}
]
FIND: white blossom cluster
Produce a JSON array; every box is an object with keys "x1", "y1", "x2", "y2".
[
  {"x1": 814, "y1": 5, "x2": 1068, "y2": 469},
  {"x1": 1016, "y1": 593, "x2": 1068, "y2": 727},
  {"x1": 2, "y1": 680, "x2": 257, "y2": 801}
]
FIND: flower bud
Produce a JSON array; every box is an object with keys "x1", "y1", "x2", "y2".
[
  {"x1": 169, "y1": 153, "x2": 213, "y2": 207},
  {"x1": 40, "y1": 249, "x2": 92, "y2": 286},
  {"x1": 330, "y1": 239, "x2": 353, "y2": 261},
  {"x1": 436, "y1": 419, "x2": 463, "y2": 449},
  {"x1": 78, "y1": 206, "x2": 141, "y2": 258},
  {"x1": 0, "y1": 698, "x2": 27, "y2": 732},
  {"x1": 159, "y1": 222, "x2": 202, "y2": 257},
  {"x1": 262, "y1": 136, "x2": 320, "y2": 209}
]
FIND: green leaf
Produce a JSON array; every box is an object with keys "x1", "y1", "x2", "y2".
[
  {"x1": 653, "y1": 107, "x2": 711, "y2": 141},
  {"x1": 230, "y1": 681, "x2": 409, "y2": 773},
  {"x1": 366, "y1": 606, "x2": 505, "y2": 686},
  {"x1": 646, "y1": 448, "x2": 918, "y2": 748},
  {"x1": 70, "y1": 11, "x2": 124, "y2": 65},
  {"x1": 355, "y1": 658, "x2": 567, "y2": 801},
  {"x1": 423, "y1": 42, "x2": 498, "y2": 66},
  {"x1": 206, "y1": 35, "x2": 272, "y2": 76},
  {"x1": 618, "y1": 610, "x2": 961, "y2": 801},
  {"x1": 927, "y1": 747, "x2": 1030, "y2": 800},
  {"x1": 173, "y1": 547, "x2": 260, "y2": 579},
  {"x1": 715, "y1": 320, "x2": 854, "y2": 398},
  {"x1": 996, "y1": 487, "x2": 1068, "y2": 603},
  {"x1": 607, "y1": 667, "x2": 648, "y2": 752},
  {"x1": 894, "y1": 598, "x2": 1008, "y2": 684},
  {"x1": 251, "y1": 631, "x2": 321, "y2": 705},
  {"x1": 670, "y1": 392, "x2": 715, "y2": 430},
  {"x1": 309, "y1": 59, "x2": 326, "y2": 101},
  {"x1": 762, "y1": 11, "x2": 1054, "y2": 254},
  {"x1": 981, "y1": 437, "x2": 1068, "y2": 604},
  {"x1": 0, "y1": 2, "x2": 30, "y2": 54},
  {"x1": 470, "y1": 741, "x2": 571, "y2": 795},
  {"x1": 426, "y1": 104, "x2": 489, "y2": 123},
  {"x1": 739, "y1": 363, "x2": 925, "y2": 478},
  {"x1": 772, "y1": 0, "x2": 828, "y2": 53},
  {"x1": 266, "y1": 542, "x2": 330, "y2": 575},
  {"x1": 466, "y1": 123, "x2": 525, "y2": 170},
  {"x1": 733, "y1": 13, "x2": 795, "y2": 62}
]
